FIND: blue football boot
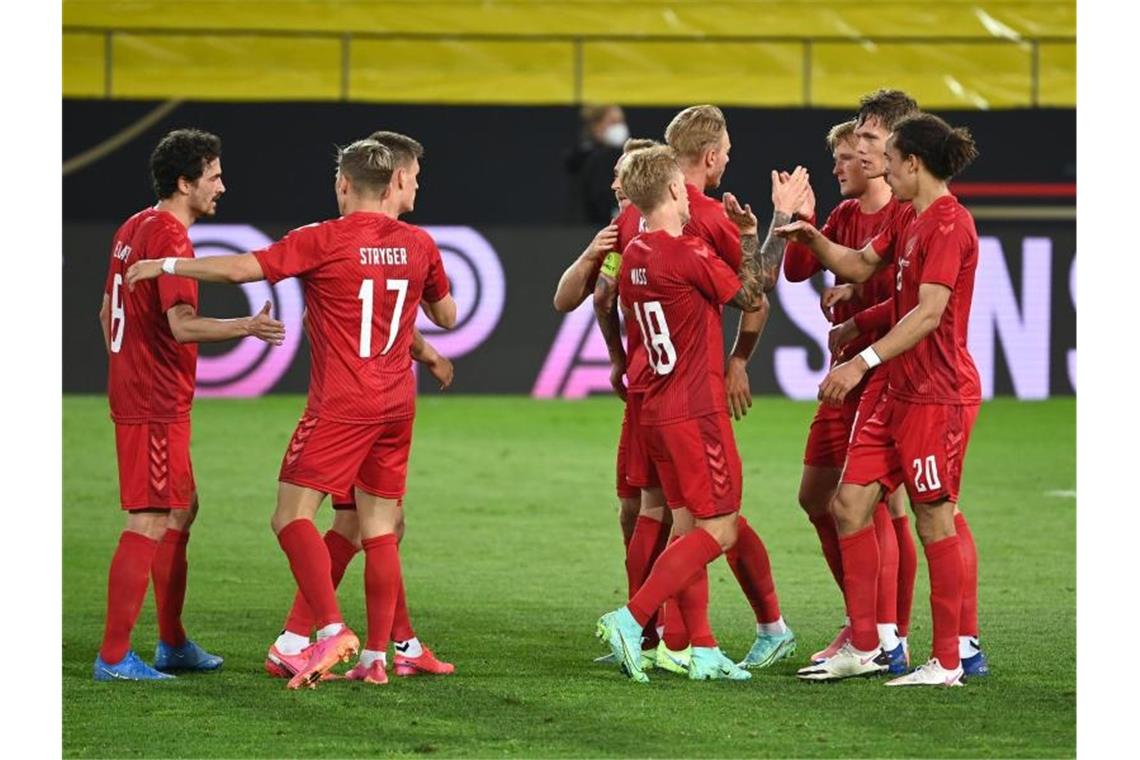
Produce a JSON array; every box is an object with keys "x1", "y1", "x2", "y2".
[
  {"x1": 93, "y1": 650, "x2": 175, "y2": 681},
  {"x1": 154, "y1": 639, "x2": 224, "y2": 673}
]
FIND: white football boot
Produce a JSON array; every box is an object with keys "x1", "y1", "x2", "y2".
[
  {"x1": 797, "y1": 641, "x2": 887, "y2": 681},
  {"x1": 885, "y1": 658, "x2": 965, "y2": 687}
]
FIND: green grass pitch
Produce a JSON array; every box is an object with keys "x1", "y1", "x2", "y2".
[{"x1": 63, "y1": 395, "x2": 1075, "y2": 758}]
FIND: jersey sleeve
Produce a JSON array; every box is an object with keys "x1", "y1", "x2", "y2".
[
  {"x1": 252, "y1": 224, "x2": 324, "y2": 284},
  {"x1": 154, "y1": 227, "x2": 198, "y2": 313},
  {"x1": 869, "y1": 213, "x2": 902, "y2": 263},
  {"x1": 919, "y1": 222, "x2": 969, "y2": 290},
  {"x1": 783, "y1": 209, "x2": 829, "y2": 282},
  {"x1": 853, "y1": 297, "x2": 893, "y2": 334},
  {"x1": 689, "y1": 247, "x2": 742, "y2": 305},
  {"x1": 694, "y1": 210, "x2": 743, "y2": 269},
  {"x1": 421, "y1": 234, "x2": 451, "y2": 303}
]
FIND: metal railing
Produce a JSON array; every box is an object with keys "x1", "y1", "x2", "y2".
[{"x1": 64, "y1": 26, "x2": 1076, "y2": 106}]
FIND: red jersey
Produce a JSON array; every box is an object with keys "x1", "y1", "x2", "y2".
[
  {"x1": 784, "y1": 197, "x2": 902, "y2": 360},
  {"x1": 604, "y1": 204, "x2": 652, "y2": 392},
  {"x1": 253, "y1": 211, "x2": 451, "y2": 423},
  {"x1": 621, "y1": 185, "x2": 743, "y2": 391},
  {"x1": 618, "y1": 230, "x2": 741, "y2": 425},
  {"x1": 684, "y1": 183, "x2": 742, "y2": 269},
  {"x1": 104, "y1": 208, "x2": 199, "y2": 423},
  {"x1": 870, "y1": 194, "x2": 981, "y2": 405}
]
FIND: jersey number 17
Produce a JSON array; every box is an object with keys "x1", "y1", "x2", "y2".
[{"x1": 357, "y1": 278, "x2": 408, "y2": 358}]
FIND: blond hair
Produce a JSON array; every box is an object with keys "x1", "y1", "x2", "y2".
[
  {"x1": 826, "y1": 120, "x2": 858, "y2": 151},
  {"x1": 623, "y1": 137, "x2": 661, "y2": 154},
  {"x1": 619, "y1": 145, "x2": 681, "y2": 214},
  {"x1": 337, "y1": 139, "x2": 397, "y2": 197},
  {"x1": 665, "y1": 105, "x2": 726, "y2": 160},
  {"x1": 367, "y1": 130, "x2": 424, "y2": 168}
]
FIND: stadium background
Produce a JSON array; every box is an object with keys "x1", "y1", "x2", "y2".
[
  {"x1": 62, "y1": 0, "x2": 1075, "y2": 400},
  {"x1": 61, "y1": 2, "x2": 1077, "y2": 758}
]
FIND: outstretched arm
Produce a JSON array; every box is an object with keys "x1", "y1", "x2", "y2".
[
  {"x1": 774, "y1": 221, "x2": 884, "y2": 284},
  {"x1": 554, "y1": 223, "x2": 618, "y2": 312},
  {"x1": 127, "y1": 253, "x2": 265, "y2": 287},
  {"x1": 819, "y1": 283, "x2": 951, "y2": 404},
  {"x1": 166, "y1": 301, "x2": 285, "y2": 345}
]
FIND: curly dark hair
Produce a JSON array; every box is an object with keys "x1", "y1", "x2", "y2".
[{"x1": 150, "y1": 129, "x2": 222, "y2": 199}]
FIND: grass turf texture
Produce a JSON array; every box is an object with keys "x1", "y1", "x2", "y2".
[{"x1": 63, "y1": 395, "x2": 1075, "y2": 758}]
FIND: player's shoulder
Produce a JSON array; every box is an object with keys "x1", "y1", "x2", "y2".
[
  {"x1": 826, "y1": 198, "x2": 860, "y2": 224},
  {"x1": 383, "y1": 217, "x2": 436, "y2": 248},
  {"x1": 926, "y1": 195, "x2": 975, "y2": 236}
]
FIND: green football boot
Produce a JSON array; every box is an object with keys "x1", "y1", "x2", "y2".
[
  {"x1": 595, "y1": 608, "x2": 650, "y2": 683},
  {"x1": 654, "y1": 640, "x2": 692, "y2": 675},
  {"x1": 688, "y1": 647, "x2": 752, "y2": 681},
  {"x1": 737, "y1": 627, "x2": 797, "y2": 669}
]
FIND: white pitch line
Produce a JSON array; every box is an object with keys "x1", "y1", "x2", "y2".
[{"x1": 1045, "y1": 490, "x2": 1077, "y2": 498}]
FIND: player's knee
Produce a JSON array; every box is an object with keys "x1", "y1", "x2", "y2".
[
  {"x1": 797, "y1": 484, "x2": 826, "y2": 515},
  {"x1": 913, "y1": 503, "x2": 955, "y2": 544},
  {"x1": 830, "y1": 492, "x2": 866, "y2": 534}
]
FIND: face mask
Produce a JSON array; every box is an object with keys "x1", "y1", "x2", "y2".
[{"x1": 602, "y1": 122, "x2": 630, "y2": 148}]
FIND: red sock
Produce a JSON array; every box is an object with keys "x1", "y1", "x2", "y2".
[
  {"x1": 363, "y1": 534, "x2": 402, "y2": 651},
  {"x1": 925, "y1": 535, "x2": 963, "y2": 670},
  {"x1": 151, "y1": 529, "x2": 190, "y2": 647},
  {"x1": 284, "y1": 530, "x2": 358, "y2": 636},
  {"x1": 391, "y1": 575, "x2": 415, "y2": 642},
  {"x1": 626, "y1": 515, "x2": 667, "y2": 646},
  {"x1": 892, "y1": 515, "x2": 917, "y2": 637},
  {"x1": 658, "y1": 536, "x2": 689, "y2": 650},
  {"x1": 628, "y1": 528, "x2": 722, "y2": 626},
  {"x1": 276, "y1": 519, "x2": 342, "y2": 629},
  {"x1": 839, "y1": 525, "x2": 879, "y2": 652},
  {"x1": 873, "y1": 504, "x2": 898, "y2": 628},
  {"x1": 100, "y1": 531, "x2": 160, "y2": 664},
  {"x1": 676, "y1": 567, "x2": 716, "y2": 647},
  {"x1": 626, "y1": 516, "x2": 667, "y2": 598},
  {"x1": 809, "y1": 512, "x2": 844, "y2": 591},
  {"x1": 955, "y1": 512, "x2": 979, "y2": 638},
  {"x1": 725, "y1": 516, "x2": 781, "y2": 623}
]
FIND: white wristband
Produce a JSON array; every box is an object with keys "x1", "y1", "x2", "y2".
[
  {"x1": 858, "y1": 346, "x2": 882, "y2": 369},
  {"x1": 161, "y1": 257, "x2": 178, "y2": 275}
]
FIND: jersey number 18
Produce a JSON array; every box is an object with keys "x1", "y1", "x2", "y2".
[{"x1": 632, "y1": 301, "x2": 677, "y2": 375}]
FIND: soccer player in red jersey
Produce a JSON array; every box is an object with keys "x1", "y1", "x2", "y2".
[
  {"x1": 625, "y1": 105, "x2": 794, "y2": 671},
  {"x1": 595, "y1": 146, "x2": 804, "y2": 682},
  {"x1": 841, "y1": 90, "x2": 989, "y2": 677},
  {"x1": 779, "y1": 114, "x2": 982, "y2": 686},
  {"x1": 554, "y1": 139, "x2": 676, "y2": 665},
  {"x1": 263, "y1": 132, "x2": 458, "y2": 680},
  {"x1": 782, "y1": 117, "x2": 914, "y2": 672},
  {"x1": 95, "y1": 129, "x2": 286, "y2": 681},
  {"x1": 128, "y1": 135, "x2": 457, "y2": 688}
]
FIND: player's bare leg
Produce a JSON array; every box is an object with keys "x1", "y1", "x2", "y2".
[
  {"x1": 798, "y1": 482, "x2": 889, "y2": 681},
  {"x1": 885, "y1": 498, "x2": 965, "y2": 687},
  {"x1": 618, "y1": 497, "x2": 639, "y2": 547},
  {"x1": 952, "y1": 504, "x2": 987, "y2": 676},
  {"x1": 272, "y1": 483, "x2": 358, "y2": 689},
  {"x1": 149, "y1": 494, "x2": 223, "y2": 672},
  {"x1": 887, "y1": 487, "x2": 916, "y2": 661},
  {"x1": 95, "y1": 509, "x2": 176, "y2": 681}
]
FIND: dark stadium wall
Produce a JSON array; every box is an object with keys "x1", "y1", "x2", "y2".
[
  {"x1": 63, "y1": 101, "x2": 1076, "y2": 224},
  {"x1": 64, "y1": 221, "x2": 1075, "y2": 399}
]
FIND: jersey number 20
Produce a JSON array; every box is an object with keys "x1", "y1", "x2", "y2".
[
  {"x1": 633, "y1": 301, "x2": 677, "y2": 375},
  {"x1": 357, "y1": 279, "x2": 408, "y2": 358}
]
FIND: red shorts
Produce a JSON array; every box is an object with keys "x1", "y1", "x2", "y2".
[
  {"x1": 279, "y1": 413, "x2": 414, "y2": 500},
  {"x1": 616, "y1": 392, "x2": 659, "y2": 498},
  {"x1": 114, "y1": 420, "x2": 195, "y2": 510},
  {"x1": 850, "y1": 366, "x2": 889, "y2": 444},
  {"x1": 842, "y1": 395, "x2": 979, "y2": 504},
  {"x1": 646, "y1": 414, "x2": 742, "y2": 519},
  {"x1": 803, "y1": 392, "x2": 862, "y2": 468}
]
